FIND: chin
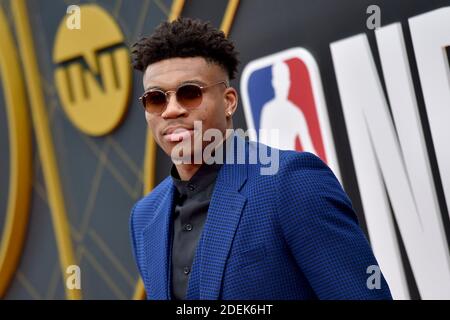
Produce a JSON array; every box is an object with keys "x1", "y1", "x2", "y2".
[{"x1": 167, "y1": 145, "x2": 194, "y2": 164}]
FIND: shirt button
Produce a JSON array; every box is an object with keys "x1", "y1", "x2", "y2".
[
  {"x1": 187, "y1": 183, "x2": 196, "y2": 191},
  {"x1": 183, "y1": 224, "x2": 193, "y2": 231},
  {"x1": 183, "y1": 266, "x2": 190, "y2": 275}
]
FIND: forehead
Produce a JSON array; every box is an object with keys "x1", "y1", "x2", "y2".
[{"x1": 143, "y1": 57, "x2": 225, "y2": 90}]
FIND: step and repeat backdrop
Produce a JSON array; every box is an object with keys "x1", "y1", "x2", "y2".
[{"x1": 1, "y1": 0, "x2": 449, "y2": 299}]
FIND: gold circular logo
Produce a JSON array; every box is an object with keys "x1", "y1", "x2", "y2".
[{"x1": 53, "y1": 4, "x2": 131, "y2": 136}]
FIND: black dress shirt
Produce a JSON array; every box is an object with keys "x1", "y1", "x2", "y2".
[{"x1": 170, "y1": 162, "x2": 222, "y2": 300}]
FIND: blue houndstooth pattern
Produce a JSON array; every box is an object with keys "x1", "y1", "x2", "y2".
[{"x1": 129, "y1": 135, "x2": 392, "y2": 300}]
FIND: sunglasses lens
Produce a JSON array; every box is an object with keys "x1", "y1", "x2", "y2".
[
  {"x1": 176, "y1": 84, "x2": 202, "y2": 108},
  {"x1": 141, "y1": 84, "x2": 205, "y2": 113},
  {"x1": 144, "y1": 91, "x2": 167, "y2": 113}
]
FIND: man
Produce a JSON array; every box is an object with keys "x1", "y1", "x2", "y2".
[{"x1": 129, "y1": 17, "x2": 392, "y2": 300}]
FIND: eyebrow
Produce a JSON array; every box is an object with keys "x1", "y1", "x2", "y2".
[{"x1": 144, "y1": 79, "x2": 207, "y2": 92}]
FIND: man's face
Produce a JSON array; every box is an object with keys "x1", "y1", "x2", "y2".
[{"x1": 142, "y1": 57, "x2": 237, "y2": 162}]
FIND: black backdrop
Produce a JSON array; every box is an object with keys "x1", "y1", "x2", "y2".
[{"x1": 153, "y1": 0, "x2": 450, "y2": 300}]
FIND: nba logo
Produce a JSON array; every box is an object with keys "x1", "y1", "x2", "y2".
[{"x1": 241, "y1": 47, "x2": 340, "y2": 179}]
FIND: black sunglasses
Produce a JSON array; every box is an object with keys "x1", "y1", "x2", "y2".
[{"x1": 139, "y1": 81, "x2": 228, "y2": 114}]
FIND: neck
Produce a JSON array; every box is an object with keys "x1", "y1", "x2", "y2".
[
  {"x1": 174, "y1": 163, "x2": 202, "y2": 181},
  {"x1": 174, "y1": 128, "x2": 233, "y2": 181}
]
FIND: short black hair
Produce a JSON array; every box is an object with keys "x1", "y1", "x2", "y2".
[{"x1": 131, "y1": 17, "x2": 239, "y2": 79}]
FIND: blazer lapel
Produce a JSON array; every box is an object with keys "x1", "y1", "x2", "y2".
[
  {"x1": 141, "y1": 182, "x2": 175, "y2": 300},
  {"x1": 197, "y1": 149, "x2": 248, "y2": 299}
]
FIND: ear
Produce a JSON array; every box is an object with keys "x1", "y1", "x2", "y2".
[{"x1": 224, "y1": 87, "x2": 238, "y2": 118}]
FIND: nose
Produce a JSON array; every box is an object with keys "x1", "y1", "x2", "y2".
[{"x1": 161, "y1": 91, "x2": 187, "y2": 119}]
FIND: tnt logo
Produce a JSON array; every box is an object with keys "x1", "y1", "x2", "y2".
[
  {"x1": 53, "y1": 4, "x2": 131, "y2": 136},
  {"x1": 240, "y1": 47, "x2": 340, "y2": 177}
]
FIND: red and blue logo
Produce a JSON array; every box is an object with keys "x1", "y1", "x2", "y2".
[{"x1": 240, "y1": 47, "x2": 340, "y2": 178}]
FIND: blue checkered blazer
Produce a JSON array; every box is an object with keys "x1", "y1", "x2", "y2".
[{"x1": 130, "y1": 135, "x2": 392, "y2": 300}]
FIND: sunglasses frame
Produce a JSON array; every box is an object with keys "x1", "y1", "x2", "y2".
[{"x1": 139, "y1": 80, "x2": 229, "y2": 114}]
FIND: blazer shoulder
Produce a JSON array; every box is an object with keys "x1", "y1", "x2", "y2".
[
  {"x1": 276, "y1": 149, "x2": 352, "y2": 211},
  {"x1": 129, "y1": 176, "x2": 173, "y2": 278},
  {"x1": 279, "y1": 149, "x2": 331, "y2": 172},
  {"x1": 246, "y1": 137, "x2": 328, "y2": 174},
  {"x1": 130, "y1": 176, "x2": 173, "y2": 229},
  {"x1": 277, "y1": 150, "x2": 342, "y2": 187}
]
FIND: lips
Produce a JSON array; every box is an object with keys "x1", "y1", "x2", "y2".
[{"x1": 163, "y1": 127, "x2": 194, "y2": 142}]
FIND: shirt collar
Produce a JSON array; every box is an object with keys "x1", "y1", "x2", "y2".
[
  {"x1": 171, "y1": 162, "x2": 221, "y2": 197},
  {"x1": 170, "y1": 133, "x2": 233, "y2": 197}
]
